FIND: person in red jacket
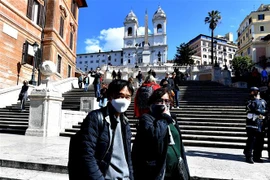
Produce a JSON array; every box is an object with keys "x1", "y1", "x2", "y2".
[{"x1": 134, "y1": 75, "x2": 160, "y2": 118}]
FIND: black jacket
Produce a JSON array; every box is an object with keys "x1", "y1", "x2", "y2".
[
  {"x1": 132, "y1": 113, "x2": 190, "y2": 180},
  {"x1": 246, "y1": 98, "x2": 267, "y2": 132},
  {"x1": 68, "y1": 104, "x2": 134, "y2": 180}
]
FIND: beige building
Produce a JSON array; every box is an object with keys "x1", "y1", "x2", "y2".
[
  {"x1": 0, "y1": 0, "x2": 87, "y2": 88},
  {"x1": 188, "y1": 33, "x2": 238, "y2": 70},
  {"x1": 237, "y1": 4, "x2": 270, "y2": 63}
]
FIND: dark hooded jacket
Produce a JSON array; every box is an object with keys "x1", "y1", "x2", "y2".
[
  {"x1": 68, "y1": 103, "x2": 134, "y2": 180},
  {"x1": 132, "y1": 112, "x2": 190, "y2": 180}
]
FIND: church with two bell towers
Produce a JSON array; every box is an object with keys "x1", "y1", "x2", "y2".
[
  {"x1": 122, "y1": 6, "x2": 168, "y2": 66},
  {"x1": 76, "y1": 6, "x2": 168, "y2": 71}
]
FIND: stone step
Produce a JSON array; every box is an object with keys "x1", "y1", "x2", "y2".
[
  {"x1": 178, "y1": 117, "x2": 245, "y2": 121},
  {"x1": 124, "y1": 111, "x2": 246, "y2": 118},
  {"x1": 182, "y1": 140, "x2": 268, "y2": 149},
  {"x1": 182, "y1": 140, "x2": 246, "y2": 149},
  {"x1": 0, "y1": 121, "x2": 28, "y2": 125},
  {"x1": 178, "y1": 121, "x2": 245, "y2": 127},
  {"x1": 0, "y1": 167, "x2": 68, "y2": 180},
  {"x1": 125, "y1": 117, "x2": 246, "y2": 123},
  {"x1": 0, "y1": 117, "x2": 28, "y2": 121},
  {"x1": 0, "y1": 128, "x2": 26, "y2": 135},
  {"x1": 0, "y1": 159, "x2": 68, "y2": 174},
  {"x1": 0, "y1": 114, "x2": 29, "y2": 118},
  {"x1": 178, "y1": 125, "x2": 245, "y2": 132},
  {"x1": 180, "y1": 130, "x2": 247, "y2": 137},
  {"x1": 182, "y1": 134, "x2": 246, "y2": 143}
]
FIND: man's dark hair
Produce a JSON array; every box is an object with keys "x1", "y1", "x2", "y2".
[{"x1": 107, "y1": 79, "x2": 134, "y2": 99}]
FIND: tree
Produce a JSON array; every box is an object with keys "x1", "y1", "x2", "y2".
[
  {"x1": 174, "y1": 43, "x2": 195, "y2": 66},
  {"x1": 231, "y1": 56, "x2": 253, "y2": 76},
  {"x1": 204, "y1": 10, "x2": 221, "y2": 66}
]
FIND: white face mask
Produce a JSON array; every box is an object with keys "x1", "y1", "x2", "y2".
[{"x1": 111, "y1": 98, "x2": 131, "y2": 113}]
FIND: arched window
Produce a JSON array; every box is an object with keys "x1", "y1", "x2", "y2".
[
  {"x1": 157, "y1": 24, "x2": 162, "y2": 33},
  {"x1": 128, "y1": 59, "x2": 130, "y2": 63},
  {"x1": 128, "y1": 27, "x2": 132, "y2": 36}
]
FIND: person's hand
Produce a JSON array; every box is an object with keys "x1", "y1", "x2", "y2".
[{"x1": 160, "y1": 113, "x2": 173, "y2": 124}]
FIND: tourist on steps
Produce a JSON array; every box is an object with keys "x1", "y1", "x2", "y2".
[
  {"x1": 244, "y1": 87, "x2": 267, "y2": 163},
  {"x1": 68, "y1": 79, "x2": 134, "y2": 180},
  {"x1": 18, "y1": 80, "x2": 29, "y2": 112},
  {"x1": 132, "y1": 88, "x2": 190, "y2": 180}
]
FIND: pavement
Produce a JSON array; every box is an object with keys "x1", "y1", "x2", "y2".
[{"x1": 0, "y1": 133, "x2": 269, "y2": 180}]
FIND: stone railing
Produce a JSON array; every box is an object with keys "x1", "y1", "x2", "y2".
[
  {"x1": 0, "y1": 77, "x2": 85, "y2": 108},
  {"x1": 0, "y1": 85, "x2": 35, "y2": 108}
]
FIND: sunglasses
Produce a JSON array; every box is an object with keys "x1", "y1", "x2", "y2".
[{"x1": 156, "y1": 99, "x2": 171, "y2": 104}]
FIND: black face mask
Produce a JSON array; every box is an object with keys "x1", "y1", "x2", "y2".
[{"x1": 150, "y1": 104, "x2": 166, "y2": 115}]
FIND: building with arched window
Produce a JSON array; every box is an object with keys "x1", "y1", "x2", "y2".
[
  {"x1": 76, "y1": 6, "x2": 168, "y2": 71},
  {"x1": 0, "y1": 0, "x2": 87, "y2": 88},
  {"x1": 123, "y1": 6, "x2": 168, "y2": 66}
]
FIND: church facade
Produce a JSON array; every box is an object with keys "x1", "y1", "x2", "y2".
[
  {"x1": 76, "y1": 6, "x2": 168, "y2": 71},
  {"x1": 122, "y1": 6, "x2": 168, "y2": 66}
]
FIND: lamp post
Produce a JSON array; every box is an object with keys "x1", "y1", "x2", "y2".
[
  {"x1": 135, "y1": 44, "x2": 138, "y2": 68},
  {"x1": 157, "y1": 51, "x2": 161, "y2": 66},
  {"x1": 29, "y1": 42, "x2": 39, "y2": 85},
  {"x1": 107, "y1": 54, "x2": 110, "y2": 71},
  {"x1": 213, "y1": 40, "x2": 218, "y2": 67},
  {"x1": 223, "y1": 48, "x2": 228, "y2": 70}
]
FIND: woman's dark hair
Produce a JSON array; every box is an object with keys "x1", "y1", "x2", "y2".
[
  {"x1": 107, "y1": 79, "x2": 134, "y2": 99},
  {"x1": 148, "y1": 88, "x2": 171, "y2": 105}
]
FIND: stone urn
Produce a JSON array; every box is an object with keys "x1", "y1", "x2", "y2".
[{"x1": 39, "y1": 60, "x2": 56, "y2": 89}]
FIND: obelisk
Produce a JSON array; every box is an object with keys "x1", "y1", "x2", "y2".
[{"x1": 142, "y1": 9, "x2": 151, "y2": 66}]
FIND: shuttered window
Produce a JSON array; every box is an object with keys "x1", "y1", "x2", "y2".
[
  {"x1": 59, "y1": 16, "x2": 64, "y2": 38},
  {"x1": 71, "y1": 1, "x2": 77, "y2": 19},
  {"x1": 69, "y1": 32, "x2": 73, "y2": 50},
  {"x1": 57, "y1": 55, "x2": 62, "y2": 73},
  {"x1": 26, "y1": 0, "x2": 45, "y2": 28},
  {"x1": 68, "y1": 65, "x2": 71, "y2": 77}
]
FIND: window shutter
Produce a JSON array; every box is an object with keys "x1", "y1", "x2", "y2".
[
  {"x1": 26, "y1": 0, "x2": 34, "y2": 19},
  {"x1": 70, "y1": 32, "x2": 73, "y2": 50},
  {"x1": 59, "y1": 16, "x2": 64, "y2": 38},
  {"x1": 38, "y1": 4, "x2": 45, "y2": 28},
  {"x1": 36, "y1": 48, "x2": 42, "y2": 69},
  {"x1": 22, "y1": 41, "x2": 29, "y2": 64}
]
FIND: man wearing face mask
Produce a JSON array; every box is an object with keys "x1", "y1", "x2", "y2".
[
  {"x1": 132, "y1": 88, "x2": 190, "y2": 180},
  {"x1": 68, "y1": 79, "x2": 134, "y2": 180}
]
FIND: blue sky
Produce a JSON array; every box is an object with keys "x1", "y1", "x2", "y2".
[{"x1": 76, "y1": 0, "x2": 269, "y2": 60}]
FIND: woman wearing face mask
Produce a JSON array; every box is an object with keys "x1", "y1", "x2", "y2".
[{"x1": 132, "y1": 88, "x2": 190, "y2": 180}]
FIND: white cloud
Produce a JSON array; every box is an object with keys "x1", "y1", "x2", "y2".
[
  {"x1": 230, "y1": 25, "x2": 235, "y2": 28},
  {"x1": 85, "y1": 27, "x2": 124, "y2": 53},
  {"x1": 84, "y1": 26, "x2": 152, "y2": 53}
]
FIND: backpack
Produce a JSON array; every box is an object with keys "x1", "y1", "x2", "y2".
[
  {"x1": 68, "y1": 110, "x2": 104, "y2": 180},
  {"x1": 137, "y1": 85, "x2": 154, "y2": 109}
]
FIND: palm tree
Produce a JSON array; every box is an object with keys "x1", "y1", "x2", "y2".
[{"x1": 204, "y1": 10, "x2": 221, "y2": 66}]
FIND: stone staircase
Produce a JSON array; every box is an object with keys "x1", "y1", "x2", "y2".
[
  {"x1": 0, "y1": 102, "x2": 30, "y2": 135},
  {"x1": 59, "y1": 81, "x2": 262, "y2": 149},
  {"x1": 0, "y1": 81, "x2": 267, "y2": 149}
]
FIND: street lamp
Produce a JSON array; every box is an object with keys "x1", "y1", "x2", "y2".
[
  {"x1": 213, "y1": 40, "x2": 218, "y2": 67},
  {"x1": 107, "y1": 54, "x2": 110, "y2": 71},
  {"x1": 223, "y1": 48, "x2": 228, "y2": 70},
  {"x1": 157, "y1": 51, "x2": 161, "y2": 66},
  {"x1": 29, "y1": 42, "x2": 39, "y2": 85},
  {"x1": 135, "y1": 44, "x2": 138, "y2": 68}
]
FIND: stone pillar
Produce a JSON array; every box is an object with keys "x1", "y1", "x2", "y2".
[
  {"x1": 212, "y1": 66, "x2": 222, "y2": 82},
  {"x1": 26, "y1": 61, "x2": 64, "y2": 137},
  {"x1": 221, "y1": 69, "x2": 232, "y2": 86},
  {"x1": 80, "y1": 97, "x2": 99, "y2": 112}
]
